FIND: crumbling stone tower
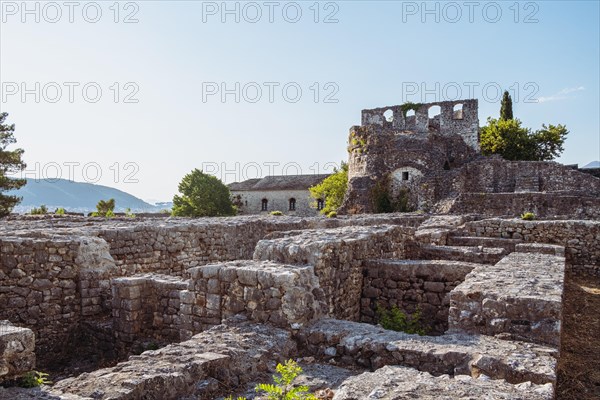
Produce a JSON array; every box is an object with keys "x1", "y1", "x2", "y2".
[
  {"x1": 341, "y1": 99, "x2": 481, "y2": 214},
  {"x1": 341, "y1": 99, "x2": 600, "y2": 217}
]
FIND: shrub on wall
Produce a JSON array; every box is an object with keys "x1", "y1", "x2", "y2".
[
  {"x1": 309, "y1": 162, "x2": 348, "y2": 216},
  {"x1": 521, "y1": 211, "x2": 536, "y2": 220},
  {"x1": 376, "y1": 304, "x2": 428, "y2": 336}
]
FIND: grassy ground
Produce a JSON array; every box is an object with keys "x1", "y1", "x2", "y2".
[{"x1": 556, "y1": 273, "x2": 600, "y2": 399}]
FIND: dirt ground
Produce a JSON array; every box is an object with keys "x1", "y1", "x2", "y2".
[{"x1": 556, "y1": 272, "x2": 600, "y2": 399}]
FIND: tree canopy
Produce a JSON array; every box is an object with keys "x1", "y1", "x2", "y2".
[
  {"x1": 172, "y1": 169, "x2": 236, "y2": 217},
  {"x1": 480, "y1": 118, "x2": 568, "y2": 161},
  {"x1": 480, "y1": 94, "x2": 568, "y2": 161},
  {"x1": 0, "y1": 112, "x2": 26, "y2": 217},
  {"x1": 309, "y1": 162, "x2": 348, "y2": 215}
]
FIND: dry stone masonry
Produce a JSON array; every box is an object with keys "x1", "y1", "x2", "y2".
[{"x1": 0, "y1": 210, "x2": 595, "y2": 399}]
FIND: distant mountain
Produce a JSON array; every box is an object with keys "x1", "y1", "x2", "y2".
[
  {"x1": 582, "y1": 161, "x2": 600, "y2": 169},
  {"x1": 8, "y1": 179, "x2": 159, "y2": 213}
]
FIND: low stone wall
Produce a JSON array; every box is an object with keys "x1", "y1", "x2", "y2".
[
  {"x1": 254, "y1": 225, "x2": 417, "y2": 321},
  {"x1": 46, "y1": 318, "x2": 297, "y2": 400},
  {"x1": 0, "y1": 235, "x2": 115, "y2": 366},
  {"x1": 448, "y1": 192, "x2": 600, "y2": 219},
  {"x1": 189, "y1": 261, "x2": 327, "y2": 331},
  {"x1": 361, "y1": 260, "x2": 477, "y2": 334},
  {"x1": 0, "y1": 321, "x2": 35, "y2": 382},
  {"x1": 111, "y1": 274, "x2": 190, "y2": 355},
  {"x1": 297, "y1": 319, "x2": 557, "y2": 385},
  {"x1": 333, "y1": 365, "x2": 553, "y2": 400},
  {"x1": 96, "y1": 219, "x2": 305, "y2": 276},
  {"x1": 110, "y1": 261, "x2": 327, "y2": 353},
  {"x1": 449, "y1": 252, "x2": 565, "y2": 347},
  {"x1": 461, "y1": 218, "x2": 600, "y2": 276}
]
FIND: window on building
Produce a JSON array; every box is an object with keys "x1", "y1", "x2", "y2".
[
  {"x1": 402, "y1": 171, "x2": 409, "y2": 181},
  {"x1": 261, "y1": 199, "x2": 268, "y2": 211},
  {"x1": 289, "y1": 198, "x2": 296, "y2": 211},
  {"x1": 317, "y1": 199, "x2": 324, "y2": 210}
]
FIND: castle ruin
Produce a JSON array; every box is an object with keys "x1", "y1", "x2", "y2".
[{"x1": 1, "y1": 100, "x2": 599, "y2": 399}]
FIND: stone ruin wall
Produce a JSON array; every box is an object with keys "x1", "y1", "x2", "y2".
[
  {"x1": 343, "y1": 99, "x2": 600, "y2": 219},
  {"x1": 360, "y1": 99, "x2": 480, "y2": 151},
  {"x1": 1, "y1": 213, "x2": 589, "y2": 398},
  {"x1": 0, "y1": 215, "x2": 425, "y2": 367},
  {"x1": 361, "y1": 260, "x2": 477, "y2": 334},
  {"x1": 254, "y1": 225, "x2": 418, "y2": 321},
  {"x1": 0, "y1": 235, "x2": 114, "y2": 366},
  {"x1": 461, "y1": 218, "x2": 600, "y2": 276},
  {"x1": 343, "y1": 124, "x2": 479, "y2": 214}
]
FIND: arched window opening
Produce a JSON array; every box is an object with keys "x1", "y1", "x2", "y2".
[
  {"x1": 261, "y1": 199, "x2": 268, "y2": 211},
  {"x1": 289, "y1": 198, "x2": 296, "y2": 211},
  {"x1": 383, "y1": 109, "x2": 394, "y2": 122},
  {"x1": 428, "y1": 105, "x2": 441, "y2": 119}
]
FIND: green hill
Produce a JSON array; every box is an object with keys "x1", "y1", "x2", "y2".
[{"x1": 8, "y1": 179, "x2": 158, "y2": 213}]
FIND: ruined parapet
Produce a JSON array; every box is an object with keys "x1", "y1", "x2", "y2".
[
  {"x1": 0, "y1": 321, "x2": 35, "y2": 382},
  {"x1": 360, "y1": 99, "x2": 480, "y2": 151}
]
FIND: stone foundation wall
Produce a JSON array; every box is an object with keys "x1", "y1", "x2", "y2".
[
  {"x1": 47, "y1": 319, "x2": 297, "y2": 400},
  {"x1": 297, "y1": 319, "x2": 557, "y2": 385},
  {"x1": 110, "y1": 261, "x2": 327, "y2": 353},
  {"x1": 0, "y1": 321, "x2": 35, "y2": 382},
  {"x1": 254, "y1": 225, "x2": 417, "y2": 321},
  {"x1": 0, "y1": 236, "x2": 115, "y2": 365},
  {"x1": 189, "y1": 261, "x2": 327, "y2": 331},
  {"x1": 111, "y1": 274, "x2": 190, "y2": 354},
  {"x1": 361, "y1": 260, "x2": 476, "y2": 334},
  {"x1": 461, "y1": 218, "x2": 600, "y2": 275}
]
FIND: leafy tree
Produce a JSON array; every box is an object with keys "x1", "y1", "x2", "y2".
[
  {"x1": 480, "y1": 118, "x2": 532, "y2": 160},
  {"x1": 93, "y1": 198, "x2": 115, "y2": 217},
  {"x1": 172, "y1": 169, "x2": 235, "y2": 217},
  {"x1": 480, "y1": 118, "x2": 568, "y2": 161},
  {"x1": 309, "y1": 162, "x2": 348, "y2": 215},
  {"x1": 500, "y1": 90, "x2": 513, "y2": 120},
  {"x1": 0, "y1": 112, "x2": 26, "y2": 217},
  {"x1": 531, "y1": 124, "x2": 569, "y2": 161}
]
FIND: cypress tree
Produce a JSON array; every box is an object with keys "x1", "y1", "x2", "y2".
[{"x1": 500, "y1": 90, "x2": 514, "y2": 120}]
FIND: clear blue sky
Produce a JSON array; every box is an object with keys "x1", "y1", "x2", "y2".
[{"x1": 1, "y1": 0, "x2": 599, "y2": 202}]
